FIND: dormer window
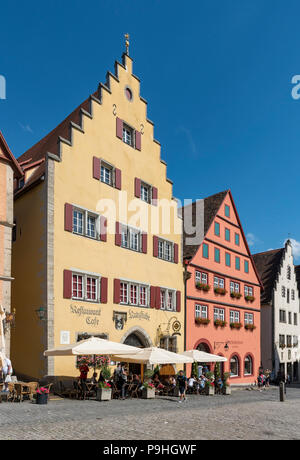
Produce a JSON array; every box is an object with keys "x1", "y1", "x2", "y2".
[{"x1": 18, "y1": 177, "x2": 25, "y2": 190}]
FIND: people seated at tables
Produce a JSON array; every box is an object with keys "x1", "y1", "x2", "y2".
[
  {"x1": 199, "y1": 375, "x2": 207, "y2": 390},
  {"x1": 216, "y1": 377, "x2": 223, "y2": 390},
  {"x1": 91, "y1": 372, "x2": 98, "y2": 384},
  {"x1": 187, "y1": 375, "x2": 198, "y2": 393}
]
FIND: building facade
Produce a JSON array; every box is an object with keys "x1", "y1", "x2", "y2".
[
  {"x1": 183, "y1": 190, "x2": 262, "y2": 385},
  {"x1": 0, "y1": 132, "x2": 23, "y2": 356},
  {"x1": 253, "y1": 241, "x2": 300, "y2": 381},
  {"x1": 11, "y1": 51, "x2": 184, "y2": 379}
]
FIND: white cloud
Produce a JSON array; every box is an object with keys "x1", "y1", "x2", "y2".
[
  {"x1": 19, "y1": 122, "x2": 33, "y2": 133},
  {"x1": 246, "y1": 233, "x2": 260, "y2": 247}
]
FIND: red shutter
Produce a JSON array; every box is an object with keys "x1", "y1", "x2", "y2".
[
  {"x1": 176, "y1": 291, "x2": 181, "y2": 313},
  {"x1": 63, "y1": 270, "x2": 72, "y2": 299},
  {"x1": 142, "y1": 233, "x2": 147, "y2": 254},
  {"x1": 93, "y1": 157, "x2": 100, "y2": 180},
  {"x1": 153, "y1": 236, "x2": 158, "y2": 257},
  {"x1": 116, "y1": 118, "x2": 123, "y2": 139},
  {"x1": 152, "y1": 187, "x2": 158, "y2": 206},
  {"x1": 115, "y1": 221, "x2": 122, "y2": 246},
  {"x1": 135, "y1": 131, "x2": 141, "y2": 151},
  {"x1": 150, "y1": 286, "x2": 156, "y2": 309},
  {"x1": 64, "y1": 204, "x2": 73, "y2": 232},
  {"x1": 134, "y1": 178, "x2": 141, "y2": 198},
  {"x1": 101, "y1": 277, "x2": 108, "y2": 304},
  {"x1": 114, "y1": 279, "x2": 121, "y2": 304},
  {"x1": 156, "y1": 287, "x2": 161, "y2": 310},
  {"x1": 100, "y1": 216, "x2": 107, "y2": 242},
  {"x1": 115, "y1": 168, "x2": 122, "y2": 190},
  {"x1": 174, "y1": 243, "x2": 179, "y2": 264}
]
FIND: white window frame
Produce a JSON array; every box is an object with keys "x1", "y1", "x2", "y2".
[
  {"x1": 141, "y1": 183, "x2": 151, "y2": 204},
  {"x1": 244, "y1": 356, "x2": 253, "y2": 376},
  {"x1": 214, "y1": 308, "x2": 225, "y2": 321},
  {"x1": 245, "y1": 313, "x2": 254, "y2": 325},
  {"x1": 72, "y1": 272, "x2": 100, "y2": 303},
  {"x1": 214, "y1": 276, "x2": 224, "y2": 289},
  {"x1": 158, "y1": 238, "x2": 174, "y2": 263},
  {"x1": 160, "y1": 288, "x2": 176, "y2": 311},
  {"x1": 230, "y1": 310, "x2": 240, "y2": 324},
  {"x1": 121, "y1": 224, "x2": 142, "y2": 252},
  {"x1": 195, "y1": 304, "x2": 208, "y2": 319},
  {"x1": 100, "y1": 162, "x2": 113, "y2": 186},
  {"x1": 122, "y1": 124, "x2": 134, "y2": 147},
  {"x1": 195, "y1": 271, "x2": 208, "y2": 285},
  {"x1": 120, "y1": 280, "x2": 149, "y2": 308},
  {"x1": 73, "y1": 206, "x2": 100, "y2": 240}
]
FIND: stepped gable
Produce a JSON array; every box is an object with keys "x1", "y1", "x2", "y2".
[{"x1": 252, "y1": 248, "x2": 285, "y2": 304}]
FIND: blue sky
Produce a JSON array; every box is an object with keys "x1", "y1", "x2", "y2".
[{"x1": 1, "y1": 0, "x2": 300, "y2": 261}]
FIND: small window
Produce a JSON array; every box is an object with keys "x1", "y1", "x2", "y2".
[
  {"x1": 214, "y1": 248, "x2": 221, "y2": 263},
  {"x1": 235, "y1": 233, "x2": 240, "y2": 246},
  {"x1": 287, "y1": 266, "x2": 291, "y2": 280},
  {"x1": 120, "y1": 281, "x2": 149, "y2": 308},
  {"x1": 158, "y1": 238, "x2": 174, "y2": 262},
  {"x1": 214, "y1": 308, "x2": 225, "y2": 321},
  {"x1": 230, "y1": 310, "x2": 240, "y2": 323},
  {"x1": 244, "y1": 260, "x2": 249, "y2": 274},
  {"x1": 288, "y1": 312, "x2": 292, "y2": 325},
  {"x1": 195, "y1": 304, "x2": 208, "y2": 319},
  {"x1": 123, "y1": 123, "x2": 134, "y2": 147},
  {"x1": 73, "y1": 210, "x2": 84, "y2": 235},
  {"x1": 292, "y1": 290, "x2": 295, "y2": 301},
  {"x1": 214, "y1": 222, "x2": 220, "y2": 236},
  {"x1": 214, "y1": 276, "x2": 225, "y2": 289},
  {"x1": 294, "y1": 313, "x2": 298, "y2": 326},
  {"x1": 225, "y1": 253, "x2": 231, "y2": 267},
  {"x1": 282, "y1": 286, "x2": 286, "y2": 298},
  {"x1": 245, "y1": 313, "x2": 253, "y2": 325},
  {"x1": 160, "y1": 288, "x2": 176, "y2": 312},
  {"x1": 279, "y1": 335, "x2": 285, "y2": 347},
  {"x1": 121, "y1": 225, "x2": 142, "y2": 252},
  {"x1": 202, "y1": 243, "x2": 209, "y2": 259},
  {"x1": 235, "y1": 256, "x2": 240, "y2": 271},
  {"x1": 195, "y1": 271, "x2": 208, "y2": 285},
  {"x1": 244, "y1": 286, "x2": 253, "y2": 297},
  {"x1": 279, "y1": 310, "x2": 286, "y2": 323},
  {"x1": 141, "y1": 183, "x2": 151, "y2": 203},
  {"x1": 225, "y1": 228, "x2": 230, "y2": 242},
  {"x1": 225, "y1": 205, "x2": 230, "y2": 218}
]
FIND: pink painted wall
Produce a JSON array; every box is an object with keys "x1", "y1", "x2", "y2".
[{"x1": 186, "y1": 191, "x2": 262, "y2": 385}]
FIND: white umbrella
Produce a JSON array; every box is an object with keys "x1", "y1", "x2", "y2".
[
  {"x1": 44, "y1": 336, "x2": 140, "y2": 357},
  {"x1": 180, "y1": 350, "x2": 227, "y2": 363},
  {"x1": 112, "y1": 347, "x2": 194, "y2": 365}
]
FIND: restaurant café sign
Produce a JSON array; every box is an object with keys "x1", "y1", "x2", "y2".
[{"x1": 70, "y1": 304, "x2": 101, "y2": 327}]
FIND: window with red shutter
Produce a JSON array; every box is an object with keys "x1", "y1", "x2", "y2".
[
  {"x1": 152, "y1": 187, "x2": 158, "y2": 206},
  {"x1": 115, "y1": 168, "x2": 122, "y2": 190},
  {"x1": 134, "y1": 178, "x2": 141, "y2": 198},
  {"x1": 142, "y1": 233, "x2": 147, "y2": 254},
  {"x1": 135, "y1": 131, "x2": 141, "y2": 151},
  {"x1": 115, "y1": 222, "x2": 122, "y2": 246},
  {"x1": 101, "y1": 277, "x2": 108, "y2": 304},
  {"x1": 64, "y1": 204, "x2": 73, "y2": 232},
  {"x1": 150, "y1": 286, "x2": 156, "y2": 309},
  {"x1": 100, "y1": 216, "x2": 107, "y2": 242},
  {"x1": 176, "y1": 291, "x2": 181, "y2": 313},
  {"x1": 114, "y1": 279, "x2": 121, "y2": 304},
  {"x1": 116, "y1": 118, "x2": 123, "y2": 139},
  {"x1": 156, "y1": 287, "x2": 161, "y2": 310},
  {"x1": 63, "y1": 270, "x2": 72, "y2": 299},
  {"x1": 93, "y1": 157, "x2": 101, "y2": 180},
  {"x1": 174, "y1": 244, "x2": 179, "y2": 264},
  {"x1": 153, "y1": 236, "x2": 158, "y2": 257}
]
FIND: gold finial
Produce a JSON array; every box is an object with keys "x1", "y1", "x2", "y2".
[{"x1": 125, "y1": 33, "x2": 130, "y2": 55}]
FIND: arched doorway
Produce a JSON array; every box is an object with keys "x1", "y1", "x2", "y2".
[
  {"x1": 122, "y1": 328, "x2": 151, "y2": 375},
  {"x1": 197, "y1": 342, "x2": 210, "y2": 353}
]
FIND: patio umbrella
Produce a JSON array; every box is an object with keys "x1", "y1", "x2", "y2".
[
  {"x1": 180, "y1": 350, "x2": 227, "y2": 363},
  {"x1": 44, "y1": 337, "x2": 140, "y2": 357},
  {"x1": 112, "y1": 347, "x2": 194, "y2": 365}
]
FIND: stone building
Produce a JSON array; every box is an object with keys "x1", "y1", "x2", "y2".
[{"x1": 253, "y1": 240, "x2": 300, "y2": 381}]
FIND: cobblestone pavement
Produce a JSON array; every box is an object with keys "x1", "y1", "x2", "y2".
[{"x1": 0, "y1": 387, "x2": 300, "y2": 440}]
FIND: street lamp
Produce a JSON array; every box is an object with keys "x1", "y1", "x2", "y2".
[{"x1": 35, "y1": 307, "x2": 47, "y2": 321}]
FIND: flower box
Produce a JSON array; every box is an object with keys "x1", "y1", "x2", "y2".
[
  {"x1": 36, "y1": 393, "x2": 48, "y2": 405},
  {"x1": 214, "y1": 320, "x2": 227, "y2": 328},
  {"x1": 245, "y1": 324, "x2": 256, "y2": 331},
  {"x1": 223, "y1": 386, "x2": 231, "y2": 395},
  {"x1": 214, "y1": 288, "x2": 227, "y2": 296},
  {"x1": 230, "y1": 322, "x2": 243, "y2": 330},
  {"x1": 245, "y1": 296, "x2": 255, "y2": 303},
  {"x1": 230, "y1": 292, "x2": 242, "y2": 299},
  {"x1": 195, "y1": 317, "x2": 210, "y2": 326},
  {"x1": 206, "y1": 384, "x2": 215, "y2": 396},
  {"x1": 142, "y1": 388, "x2": 155, "y2": 399},
  {"x1": 96, "y1": 388, "x2": 112, "y2": 401},
  {"x1": 196, "y1": 283, "x2": 211, "y2": 292}
]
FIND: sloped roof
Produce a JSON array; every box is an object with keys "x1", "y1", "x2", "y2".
[
  {"x1": 183, "y1": 190, "x2": 228, "y2": 259},
  {"x1": 252, "y1": 248, "x2": 285, "y2": 304},
  {"x1": 0, "y1": 131, "x2": 23, "y2": 177}
]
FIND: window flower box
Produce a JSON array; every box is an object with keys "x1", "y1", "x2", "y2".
[
  {"x1": 230, "y1": 292, "x2": 242, "y2": 300},
  {"x1": 96, "y1": 382, "x2": 112, "y2": 401},
  {"x1": 214, "y1": 319, "x2": 227, "y2": 328},
  {"x1": 195, "y1": 317, "x2": 210, "y2": 326},
  {"x1": 245, "y1": 324, "x2": 256, "y2": 331},
  {"x1": 214, "y1": 288, "x2": 227, "y2": 296},
  {"x1": 279, "y1": 344, "x2": 286, "y2": 349},
  {"x1": 245, "y1": 295, "x2": 255, "y2": 303},
  {"x1": 230, "y1": 322, "x2": 243, "y2": 330},
  {"x1": 196, "y1": 283, "x2": 211, "y2": 292}
]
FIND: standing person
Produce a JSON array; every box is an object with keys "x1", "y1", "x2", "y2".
[
  {"x1": 118, "y1": 367, "x2": 128, "y2": 400},
  {"x1": 0, "y1": 355, "x2": 13, "y2": 392},
  {"x1": 79, "y1": 360, "x2": 89, "y2": 397},
  {"x1": 177, "y1": 370, "x2": 187, "y2": 403},
  {"x1": 197, "y1": 364, "x2": 203, "y2": 379}
]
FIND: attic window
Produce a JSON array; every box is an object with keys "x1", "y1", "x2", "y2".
[
  {"x1": 125, "y1": 87, "x2": 133, "y2": 101},
  {"x1": 18, "y1": 178, "x2": 25, "y2": 190}
]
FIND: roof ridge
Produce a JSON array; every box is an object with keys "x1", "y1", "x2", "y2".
[{"x1": 253, "y1": 248, "x2": 283, "y2": 256}]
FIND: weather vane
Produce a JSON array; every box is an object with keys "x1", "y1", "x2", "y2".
[{"x1": 125, "y1": 33, "x2": 130, "y2": 55}]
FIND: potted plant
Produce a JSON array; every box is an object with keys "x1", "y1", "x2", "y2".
[
  {"x1": 96, "y1": 381, "x2": 112, "y2": 401},
  {"x1": 214, "y1": 288, "x2": 227, "y2": 296},
  {"x1": 36, "y1": 387, "x2": 50, "y2": 405},
  {"x1": 195, "y1": 317, "x2": 210, "y2": 326},
  {"x1": 245, "y1": 324, "x2": 256, "y2": 331},
  {"x1": 196, "y1": 283, "x2": 211, "y2": 292},
  {"x1": 142, "y1": 382, "x2": 155, "y2": 399},
  {"x1": 230, "y1": 322, "x2": 243, "y2": 330},
  {"x1": 230, "y1": 292, "x2": 242, "y2": 299},
  {"x1": 245, "y1": 295, "x2": 255, "y2": 303},
  {"x1": 214, "y1": 319, "x2": 227, "y2": 328},
  {"x1": 223, "y1": 372, "x2": 231, "y2": 395}
]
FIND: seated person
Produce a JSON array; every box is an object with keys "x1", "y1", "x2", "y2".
[
  {"x1": 91, "y1": 372, "x2": 98, "y2": 384},
  {"x1": 216, "y1": 377, "x2": 223, "y2": 389},
  {"x1": 199, "y1": 375, "x2": 206, "y2": 390}
]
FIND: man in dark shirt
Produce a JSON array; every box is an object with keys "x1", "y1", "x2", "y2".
[{"x1": 177, "y1": 370, "x2": 187, "y2": 403}]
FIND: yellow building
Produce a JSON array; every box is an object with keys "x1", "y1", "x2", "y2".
[
  {"x1": 11, "y1": 47, "x2": 184, "y2": 379},
  {"x1": 0, "y1": 132, "x2": 23, "y2": 356}
]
